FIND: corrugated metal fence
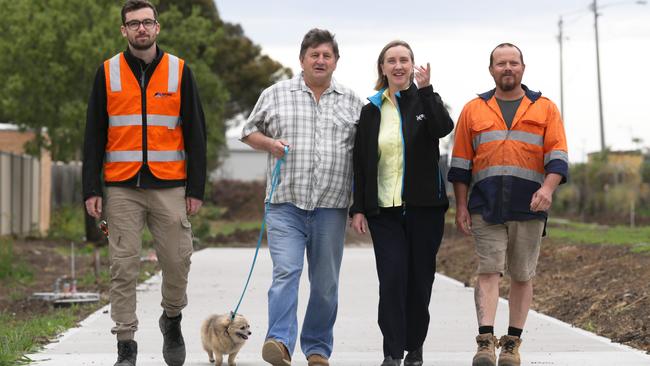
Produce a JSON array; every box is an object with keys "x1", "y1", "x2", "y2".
[
  {"x1": 0, "y1": 151, "x2": 40, "y2": 235},
  {"x1": 50, "y1": 161, "x2": 82, "y2": 209}
]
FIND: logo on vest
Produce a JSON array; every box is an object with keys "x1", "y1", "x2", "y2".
[
  {"x1": 416, "y1": 113, "x2": 426, "y2": 121},
  {"x1": 154, "y1": 92, "x2": 174, "y2": 98}
]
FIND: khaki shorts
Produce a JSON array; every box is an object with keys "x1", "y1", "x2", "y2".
[{"x1": 470, "y1": 215, "x2": 544, "y2": 282}]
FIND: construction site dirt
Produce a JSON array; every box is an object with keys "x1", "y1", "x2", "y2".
[{"x1": 2, "y1": 197, "x2": 649, "y2": 355}]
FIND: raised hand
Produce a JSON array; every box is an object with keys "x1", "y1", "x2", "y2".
[{"x1": 414, "y1": 62, "x2": 431, "y2": 89}]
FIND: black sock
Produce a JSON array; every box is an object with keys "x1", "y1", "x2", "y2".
[
  {"x1": 478, "y1": 326, "x2": 494, "y2": 335},
  {"x1": 508, "y1": 326, "x2": 523, "y2": 338}
]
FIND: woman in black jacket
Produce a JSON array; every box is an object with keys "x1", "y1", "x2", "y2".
[{"x1": 350, "y1": 40, "x2": 454, "y2": 366}]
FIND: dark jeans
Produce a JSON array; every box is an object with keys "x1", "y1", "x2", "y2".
[{"x1": 367, "y1": 205, "x2": 446, "y2": 359}]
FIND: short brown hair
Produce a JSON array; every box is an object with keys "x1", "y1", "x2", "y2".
[
  {"x1": 299, "y1": 29, "x2": 339, "y2": 61},
  {"x1": 374, "y1": 40, "x2": 414, "y2": 91},
  {"x1": 121, "y1": 0, "x2": 158, "y2": 25},
  {"x1": 489, "y1": 43, "x2": 524, "y2": 67}
]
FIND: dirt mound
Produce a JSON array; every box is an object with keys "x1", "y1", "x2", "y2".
[
  {"x1": 436, "y1": 226, "x2": 650, "y2": 353},
  {"x1": 211, "y1": 179, "x2": 265, "y2": 220}
]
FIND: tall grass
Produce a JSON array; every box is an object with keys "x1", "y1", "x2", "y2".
[
  {"x1": 547, "y1": 221, "x2": 650, "y2": 253},
  {"x1": 48, "y1": 205, "x2": 85, "y2": 241},
  {"x1": 0, "y1": 309, "x2": 77, "y2": 365},
  {"x1": 0, "y1": 238, "x2": 33, "y2": 283}
]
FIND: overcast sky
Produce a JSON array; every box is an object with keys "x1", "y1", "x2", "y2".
[{"x1": 217, "y1": 0, "x2": 650, "y2": 162}]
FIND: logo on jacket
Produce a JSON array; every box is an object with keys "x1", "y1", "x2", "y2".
[
  {"x1": 416, "y1": 113, "x2": 426, "y2": 121},
  {"x1": 154, "y1": 92, "x2": 174, "y2": 98}
]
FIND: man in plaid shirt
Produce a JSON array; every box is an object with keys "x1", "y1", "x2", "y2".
[{"x1": 241, "y1": 28, "x2": 363, "y2": 366}]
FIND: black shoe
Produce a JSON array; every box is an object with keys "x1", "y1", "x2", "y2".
[
  {"x1": 159, "y1": 312, "x2": 185, "y2": 366},
  {"x1": 114, "y1": 340, "x2": 137, "y2": 366},
  {"x1": 381, "y1": 356, "x2": 402, "y2": 366},
  {"x1": 404, "y1": 347, "x2": 423, "y2": 366}
]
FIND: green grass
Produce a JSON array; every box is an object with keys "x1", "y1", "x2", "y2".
[
  {"x1": 48, "y1": 205, "x2": 85, "y2": 242},
  {"x1": 211, "y1": 220, "x2": 262, "y2": 236},
  {"x1": 0, "y1": 259, "x2": 158, "y2": 365},
  {"x1": 547, "y1": 220, "x2": 650, "y2": 253},
  {"x1": 0, "y1": 238, "x2": 33, "y2": 284},
  {"x1": 0, "y1": 309, "x2": 78, "y2": 365},
  {"x1": 76, "y1": 268, "x2": 110, "y2": 288}
]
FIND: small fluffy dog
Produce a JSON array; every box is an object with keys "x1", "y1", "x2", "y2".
[{"x1": 201, "y1": 313, "x2": 251, "y2": 366}]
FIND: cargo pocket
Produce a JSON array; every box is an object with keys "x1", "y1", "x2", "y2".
[{"x1": 178, "y1": 217, "x2": 193, "y2": 259}]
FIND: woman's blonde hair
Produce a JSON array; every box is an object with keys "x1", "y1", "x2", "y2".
[{"x1": 374, "y1": 40, "x2": 414, "y2": 91}]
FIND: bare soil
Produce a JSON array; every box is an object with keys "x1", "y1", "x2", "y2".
[
  {"x1": 1, "y1": 179, "x2": 648, "y2": 354},
  {"x1": 0, "y1": 238, "x2": 159, "y2": 321},
  {"x1": 436, "y1": 226, "x2": 650, "y2": 353},
  {"x1": 208, "y1": 180, "x2": 650, "y2": 353}
]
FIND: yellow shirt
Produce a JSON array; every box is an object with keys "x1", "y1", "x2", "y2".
[{"x1": 377, "y1": 89, "x2": 404, "y2": 207}]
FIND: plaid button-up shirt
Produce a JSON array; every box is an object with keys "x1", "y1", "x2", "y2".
[{"x1": 241, "y1": 73, "x2": 364, "y2": 210}]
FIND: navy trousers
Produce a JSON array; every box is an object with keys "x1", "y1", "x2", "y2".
[{"x1": 367, "y1": 205, "x2": 446, "y2": 359}]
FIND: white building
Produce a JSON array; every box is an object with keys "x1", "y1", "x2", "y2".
[{"x1": 212, "y1": 137, "x2": 266, "y2": 181}]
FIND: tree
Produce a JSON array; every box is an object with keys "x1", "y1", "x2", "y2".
[
  {"x1": 0, "y1": 0, "x2": 290, "y2": 166},
  {"x1": 156, "y1": 5, "x2": 228, "y2": 170},
  {"x1": 157, "y1": 0, "x2": 293, "y2": 119},
  {"x1": 0, "y1": 0, "x2": 123, "y2": 160}
]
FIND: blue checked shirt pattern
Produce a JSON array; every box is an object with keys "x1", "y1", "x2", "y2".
[{"x1": 241, "y1": 73, "x2": 364, "y2": 210}]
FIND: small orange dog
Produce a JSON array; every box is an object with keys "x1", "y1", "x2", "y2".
[{"x1": 200, "y1": 313, "x2": 251, "y2": 366}]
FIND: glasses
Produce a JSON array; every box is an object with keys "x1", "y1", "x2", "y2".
[{"x1": 124, "y1": 19, "x2": 157, "y2": 31}]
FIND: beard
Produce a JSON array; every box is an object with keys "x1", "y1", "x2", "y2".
[
  {"x1": 128, "y1": 35, "x2": 156, "y2": 51},
  {"x1": 497, "y1": 75, "x2": 518, "y2": 91}
]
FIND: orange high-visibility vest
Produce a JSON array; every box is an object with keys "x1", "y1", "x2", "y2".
[{"x1": 103, "y1": 52, "x2": 186, "y2": 182}]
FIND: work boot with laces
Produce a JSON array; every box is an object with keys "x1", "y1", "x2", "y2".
[
  {"x1": 472, "y1": 334, "x2": 498, "y2": 366},
  {"x1": 497, "y1": 335, "x2": 522, "y2": 366},
  {"x1": 114, "y1": 340, "x2": 137, "y2": 366},
  {"x1": 159, "y1": 312, "x2": 185, "y2": 366}
]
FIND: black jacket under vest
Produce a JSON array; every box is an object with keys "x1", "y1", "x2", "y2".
[{"x1": 350, "y1": 84, "x2": 454, "y2": 217}]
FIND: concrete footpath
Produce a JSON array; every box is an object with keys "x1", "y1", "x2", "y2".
[{"x1": 31, "y1": 248, "x2": 650, "y2": 365}]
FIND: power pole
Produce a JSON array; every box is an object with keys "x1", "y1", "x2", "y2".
[
  {"x1": 592, "y1": 0, "x2": 606, "y2": 153},
  {"x1": 558, "y1": 16, "x2": 565, "y2": 118}
]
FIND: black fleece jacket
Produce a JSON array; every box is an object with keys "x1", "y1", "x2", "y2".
[
  {"x1": 82, "y1": 47, "x2": 207, "y2": 201},
  {"x1": 350, "y1": 84, "x2": 454, "y2": 217}
]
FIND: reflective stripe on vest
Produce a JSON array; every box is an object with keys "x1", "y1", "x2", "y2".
[
  {"x1": 108, "y1": 114, "x2": 180, "y2": 129},
  {"x1": 167, "y1": 54, "x2": 179, "y2": 93},
  {"x1": 103, "y1": 52, "x2": 185, "y2": 182},
  {"x1": 109, "y1": 54, "x2": 121, "y2": 92},
  {"x1": 105, "y1": 150, "x2": 185, "y2": 162},
  {"x1": 107, "y1": 54, "x2": 180, "y2": 94}
]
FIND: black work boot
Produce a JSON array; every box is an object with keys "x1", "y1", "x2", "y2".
[
  {"x1": 404, "y1": 347, "x2": 423, "y2": 366},
  {"x1": 114, "y1": 340, "x2": 137, "y2": 366},
  {"x1": 159, "y1": 312, "x2": 185, "y2": 366}
]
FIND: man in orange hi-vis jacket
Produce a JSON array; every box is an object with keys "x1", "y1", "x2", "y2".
[
  {"x1": 82, "y1": 1, "x2": 206, "y2": 365},
  {"x1": 448, "y1": 43, "x2": 568, "y2": 366}
]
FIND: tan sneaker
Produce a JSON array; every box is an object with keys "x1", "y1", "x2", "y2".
[
  {"x1": 307, "y1": 354, "x2": 329, "y2": 366},
  {"x1": 262, "y1": 339, "x2": 291, "y2": 366},
  {"x1": 497, "y1": 335, "x2": 522, "y2": 366},
  {"x1": 472, "y1": 334, "x2": 498, "y2": 366}
]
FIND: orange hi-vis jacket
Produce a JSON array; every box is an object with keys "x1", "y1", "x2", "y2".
[
  {"x1": 448, "y1": 85, "x2": 568, "y2": 223},
  {"x1": 103, "y1": 51, "x2": 186, "y2": 182}
]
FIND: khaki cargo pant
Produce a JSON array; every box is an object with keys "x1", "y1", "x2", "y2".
[{"x1": 105, "y1": 187, "x2": 193, "y2": 341}]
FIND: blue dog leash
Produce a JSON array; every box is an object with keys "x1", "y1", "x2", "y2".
[{"x1": 230, "y1": 145, "x2": 288, "y2": 320}]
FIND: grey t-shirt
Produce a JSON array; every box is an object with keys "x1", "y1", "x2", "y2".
[{"x1": 496, "y1": 97, "x2": 523, "y2": 129}]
